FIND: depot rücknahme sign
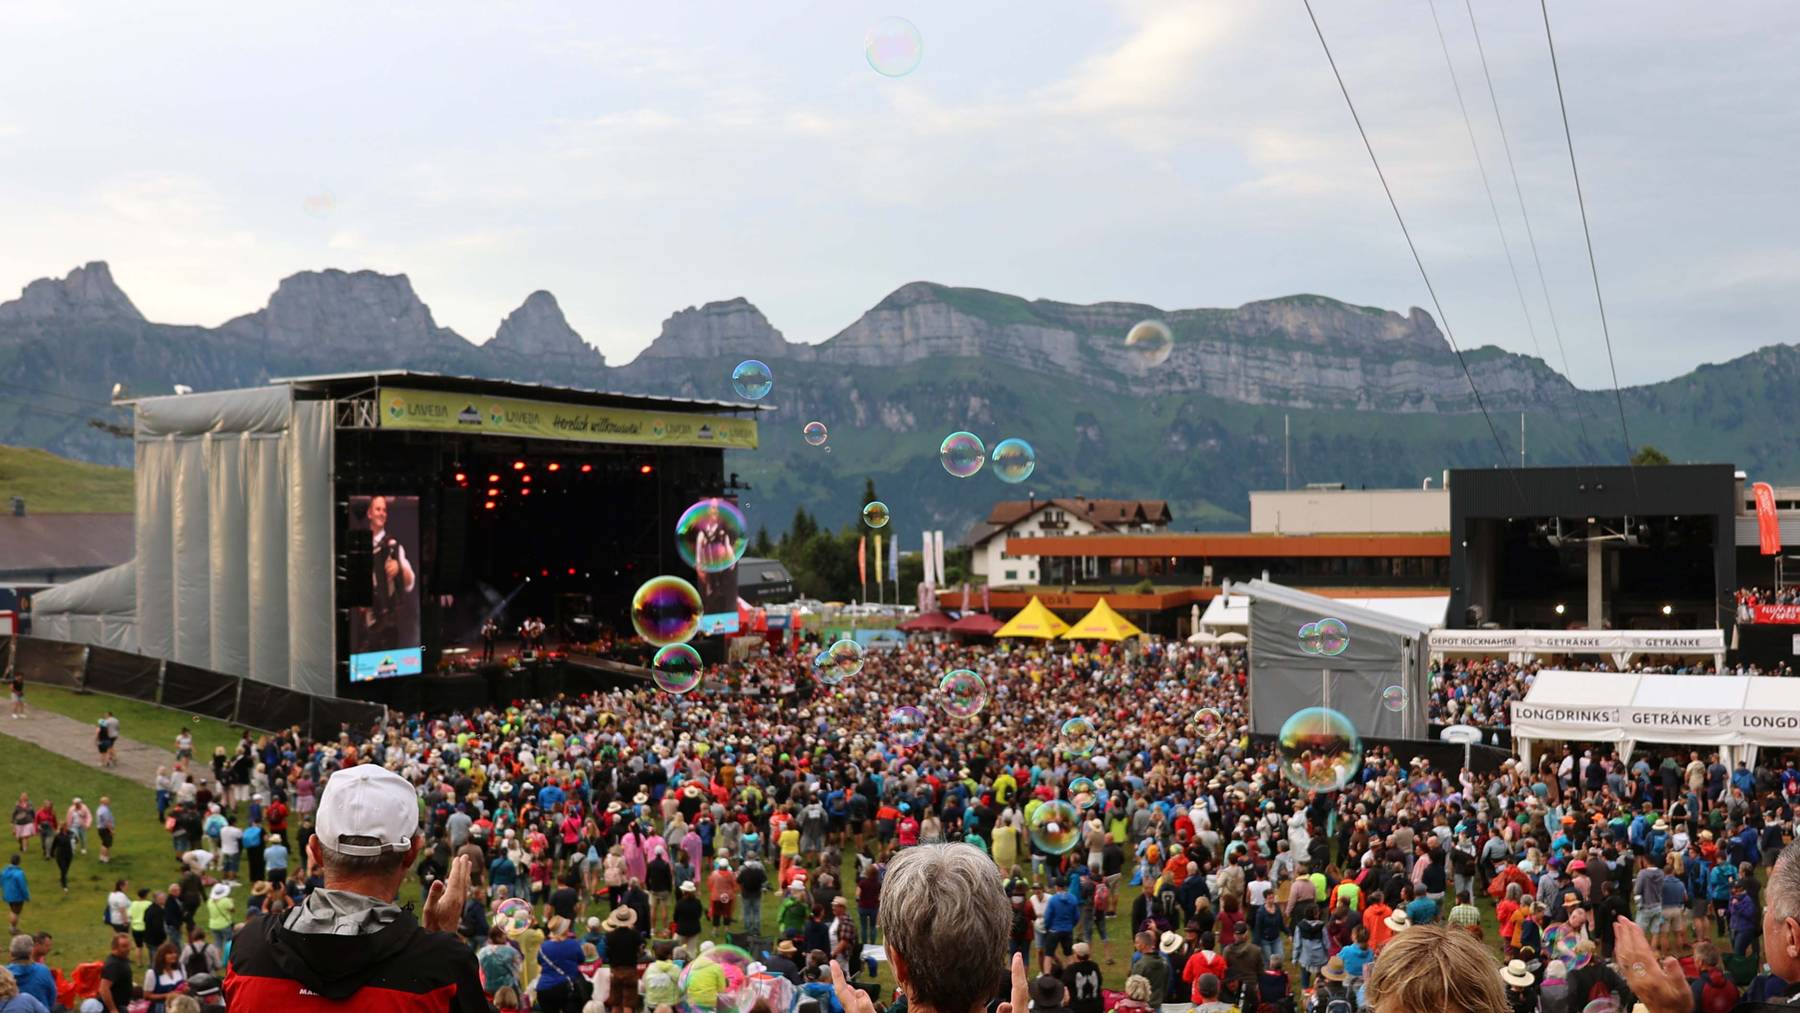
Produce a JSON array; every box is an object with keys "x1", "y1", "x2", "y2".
[{"x1": 377, "y1": 387, "x2": 758, "y2": 450}]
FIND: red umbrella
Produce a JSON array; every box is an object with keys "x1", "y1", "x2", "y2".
[
  {"x1": 947, "y1": 612, "x2": 1003, "y2": 636},
  {"x1": 898, "y1": 610, "x2": 957, "y2": 632}
]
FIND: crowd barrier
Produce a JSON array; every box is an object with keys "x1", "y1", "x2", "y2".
[{"x1": 1, "y1": 635, "x2": 385, "y2": 742}]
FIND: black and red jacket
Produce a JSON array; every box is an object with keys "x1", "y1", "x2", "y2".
[{"x1": 225, "y1": 907, "x2": 486, "y2": 1011}]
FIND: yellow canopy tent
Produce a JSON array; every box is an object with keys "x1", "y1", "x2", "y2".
[
  {"x1": 1060, "y1": 597, "x2": 1143, "y2": 641},
  {"x1": 994, "y1": 596, "x2": 1071, "y2": 639}
]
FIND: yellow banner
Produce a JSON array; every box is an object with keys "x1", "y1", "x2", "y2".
[{"x1": 377, "y1": 387, "x2": 758, "y2": 450}]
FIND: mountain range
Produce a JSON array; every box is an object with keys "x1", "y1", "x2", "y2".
[{"x1": 2, "y1": 261, "x2": 1795, "y2": 536}]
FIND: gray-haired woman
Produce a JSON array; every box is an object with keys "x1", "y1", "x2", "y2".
[{"x1": 829, "y1": 843, "x2": 1030, "y2": 1013}]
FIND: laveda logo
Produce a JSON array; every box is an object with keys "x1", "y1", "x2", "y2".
[{"x1": 387, "y1": 396, "x2": 406, "y2": 419}]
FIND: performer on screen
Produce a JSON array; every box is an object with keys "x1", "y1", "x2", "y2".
[
  {"x1": 364, "y1": 495, "x2": 415, "y2": 645},
  {"x1": 480, "y1": 618, "x2": 498, "y2": 661}
]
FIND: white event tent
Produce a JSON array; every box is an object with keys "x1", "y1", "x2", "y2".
[
  {"x1": 1509, "y1": 670, "x2": 1800, "y2": 771},
  {"x1": 1432, "y1": 628, "x2": 1725, "y2": 673},
  {"x1": 1201, "y1": 593, "x2": 1448, "y2": 631}
]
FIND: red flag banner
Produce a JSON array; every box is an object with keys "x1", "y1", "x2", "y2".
[
  {"x1": 1755, "y1": 481, "x2": 1781, "y2": 555},
  {"x1": 858, "y1": 536, "x2": 868, "y2": 587},
  {"x1": 1751, "y1": 604, "x2": 1800, "y2": 624}
]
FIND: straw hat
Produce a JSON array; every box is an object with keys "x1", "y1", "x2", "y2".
[
  {"x1": 1321, "y1": 956, "x2": 1347, "y2": 982},
  {"x1": 1501, "y1": 960, "x2": 1535, "y2": 987},
  {"x1": 680, "y1": 881, "x2": 697, "y2": 893},
  {"x1": 1384, "y1": 909, "x2": 1411, "y2": 932},
  {"x1": 1159, "y1": 931, "x2": 1183, "y2": 954},
  {"x1": 603, "y1": 907, "x2": 638, "y2": 930},
  {"x1": 209, "y1": 883, "x2": 232, "y2": 901}
]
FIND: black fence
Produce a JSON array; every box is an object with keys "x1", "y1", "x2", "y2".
[{"x1": 2, "y1": 636, "x2": 384, "y2": 741}]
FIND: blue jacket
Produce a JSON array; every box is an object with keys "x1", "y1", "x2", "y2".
[
  {"x1": 1043, "y1": 891, "x2": 1081, "y2": 933},
  {"x1": 800, "y1": 981, "x2": 844, "y2": 1013},
  {"x1": 3, "y1": 961, "x2": 53, "y2": 1010},
  {"x1": 0, "y1": 866, "x2": 27, "y2": 904}
]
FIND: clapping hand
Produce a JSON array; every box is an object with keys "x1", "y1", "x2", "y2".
[{"x1": 422, "y1": 853, "x2": 472, "y2": 933}]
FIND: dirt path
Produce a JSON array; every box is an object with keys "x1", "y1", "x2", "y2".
[{"x1": 1, "y1": 710, "x2": 170, "y2": 790}]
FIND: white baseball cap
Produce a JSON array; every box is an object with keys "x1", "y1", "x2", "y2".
[{"x1": 316, "y1": 765, "x2": 418, "y2": 857}]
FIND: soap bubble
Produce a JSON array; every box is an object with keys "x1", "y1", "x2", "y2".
[
  {"x1": 803, "y1": 421, "x2": 828, "y2": 446},
  {"x1": 1578, "y1": 1001, "x2": 1618, "y2": 1013},
  {"x1": 1124, "y1": 320, "x2": 1173, "y2": 366},
  {"x1": 651, "y1": 643, "x2": 704, "y2": 695},
  {"x1": 862, "y1": 500, "x2": 890, "y2": 529},
  {"x1": 865, "y1": 16, "x2": 923, "y2": 77},
  {"x1": 494, "y1": 897, "x2": 532, "y2": 935},
  {"x1": 940, "y1": 432, "x2": 986, "y2": 478},
  {"x1": 1028, "y1": 799, "x2": 1082, "y2": 854},
  {"x1": 938, "y1": 669, "x2": 988, "y2": 719},
  {"x1": 887, "y1": 705, "x2": 927, "y2": 748},
  {"x1": 302, "y1": 192, "x2": 336, "y2": 219},
  {"x1": 1068, "y1": 776, "x2": 1098, "y2": 810},
  {"x1": 1059, "y1": 716, "x2": 1098, "y2": 759},
  {"x1": 990, "y1": 438, "x2": 1036, "y2": 484},
  {"x1": 819, "y1": 639, "x2": 864, "y2": 685},
  {"x1": 1381, "y1": 685, "x2": 1408, "y2": 712},
  {"x1": 1277, "y1": 707, "x2": 1363, "y2": 792},
  {"x1": 731, "y1": 360, "x2": 773, "y2": 400},
  {"x1": 1195, "y1": 707, "x2": 1225, "y2": 738},
  {"x1": 1298, "y1": 617, "x2": 1350, "y2": 657},
  {"x1": 675, "y1": 498, "x2": 748, "y2": 574},
  {"x1": 630, "y1": 576, "x2": 703, "y2": 646},
  {"x1": 682, "y1": 944, "x2": 756, "y2": 1012}
]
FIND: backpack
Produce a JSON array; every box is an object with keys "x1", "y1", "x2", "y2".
[
  {"x1": 1700, "y1": 969, "x2": 1740, "y2": 1013},
  {"x1": 184, "y1": 942, "x2": 212, "y2": 978},
  {"x1": 1094, "y1": 880, "x2": 1113, "y2": 915},
  {"x1": 1156, "y1": 887, "x2": 1181, "y2": 922},
  {"x1": 1321, "y1": 992, "x2": 1353, "y2": 1013}
]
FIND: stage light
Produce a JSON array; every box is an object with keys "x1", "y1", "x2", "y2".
[
  {"x1": 639, "y1": 464, "x2": 653, "y2": 475},
  {"x1": 541, "y1": 569, "x2": 548, "y2": 576},
  {"x1": 488, "y1": 473, "x2": 500, "y2": 482},
  {"x1": 521, "y1": 488, "x2": 531, "y2": 496},
  {"x1": 513, "y1": 461, "x2": 526, "y2": 470},
  {"x1": 486, "y1": 489, "x2": 499, "y2": 498},
  {"x1": 548, "y1": 462, "x2": 561, "y2": 472},
  {"x1": 521, "y1": 474, "x2": 532, "y2": 483},
  {"x1": 1661, "y1": 603, "x2": 1673, "y2": 615},
  {"x1": 1554, "y1": 603, "x2": 1566, "y2": 615},
  {"x1": 580, "y1": 464, "x2": 592, "y2": 473},
  {"x1": 454, "y1": 472, "x2": 466, "y2": 484},
  {"x1": 484, "y1": 501, "x2": 496, "y2": 511},
  {"x1": 567, "y1": 567, "x2": 576, "y2": 575}
]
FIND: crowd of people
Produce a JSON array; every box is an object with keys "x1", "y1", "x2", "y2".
[{"x1": 3, "y1": 634, "x2": 1800, "y2": 1013}]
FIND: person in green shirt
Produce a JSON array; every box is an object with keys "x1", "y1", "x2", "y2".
[
  {"x1": 127, "y1": 888, "x2": 154, "y2": 962},
  {"x1": 641, "y1": 939, "x2": 684, "y2": 1009},
  {"x1": 777, "y1": 881, "x2": 810, "y2": 936},
  {"x1": 994, "y1": 772, "x2": 1018, "y2": 806},
  {"x1": 682, "y1": 945, "x2": 729, "y2": 1010},
  {"x1": 204, "y1": 882, "x2": 236, "y2": 948}
]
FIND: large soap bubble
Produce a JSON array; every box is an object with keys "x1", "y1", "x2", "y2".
[
  {"x1": 1028, "y1": 799, "x2": 1082, "y2": 854},
  {"x1": 675, "y1": 498, "x2": 748, "y2": 574},
  {"x1": 1277, "y1": 707, "x2": 1363, "y2": 792},
  {"x1": 990, "y1": 438, "x2": 1036, "y2": 484},
  {"x1": 940, "y1": 432, "x2": 986, "y2": 478},
  {"x1": 651, "y1": 643, "x2": 704, "y2": 695},
  {"x1": 631, "y1": 576, "x2": 702, "y2": 646},
  {"x1": 1124, "y1": 320, "x2": 1173, "y2": 366}
]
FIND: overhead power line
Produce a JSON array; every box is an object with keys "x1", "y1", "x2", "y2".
[
  {"x1": 1461, "y1": 0, "x2": 1595, "y2": 459},
  {"x1": 1538, "y1": 0, "x2": 1637, "y2": 475},
  {"x1": 1299, "y1": 0, "x2": 1521, "y2": 490}
]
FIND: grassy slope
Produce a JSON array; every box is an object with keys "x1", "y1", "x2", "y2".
[
  {"x1": 25, "y1": 685, "x2": 253, "y2": 762},
  {"x1": 0, "y1": 444, "x2": 133, "y2": 512}
]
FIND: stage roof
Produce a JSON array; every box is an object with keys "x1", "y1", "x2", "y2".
[{"x1": 267, "y1": 370, "x2": 772, "y2": 416}]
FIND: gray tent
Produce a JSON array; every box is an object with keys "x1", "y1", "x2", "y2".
[
  {"x1": 31, "y1": 561, "x2": 137, "y2": 650},
  {"x1": 1230, "y1": 579, "x2": 1433, "y2": 741}
]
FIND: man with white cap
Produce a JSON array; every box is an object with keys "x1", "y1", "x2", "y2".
[{"x1": 224, "y1": 764, "x2": 484, "y2": 1010}]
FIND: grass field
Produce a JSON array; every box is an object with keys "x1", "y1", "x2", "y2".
[
  {"x1": 0, "y1": 444, "x2": 132, "y2": 513},
  {"x1": 24, "y1": 684, "x2": 254, "y2": 761}
]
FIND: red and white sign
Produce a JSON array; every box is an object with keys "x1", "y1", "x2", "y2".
[
  {"x1": 1755, "y1": 481, "x2": 1782, "y2": 556},
  {"x1": 1751, "y1": 603, "x2": 1800, "y2": 625}
]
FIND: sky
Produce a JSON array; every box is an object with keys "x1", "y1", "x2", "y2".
[{"x1": 1, "y1": 1, "x2": 1797, "y2": 387}]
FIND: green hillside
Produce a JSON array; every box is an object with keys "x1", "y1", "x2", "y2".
[{"x1": 0, "y1": 443, "x2": 133, "y2": 512}]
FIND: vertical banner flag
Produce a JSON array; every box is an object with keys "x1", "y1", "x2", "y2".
[
  {"x1": 923, "y1": 531, "x2": 936, "y2": 588},
  {"x1": 961, "y1": 582, "x2": 971, "y2": 612},
  {"x1": 858, "y1": 536, "x2": 868, "y2": 590},
  {"x1": 933, "y1": 530, "x2": 946, "y2": 591},
  {"x1": 982, "y1": 582, "x2": 990, "y2": 613},
  {"x1": 1755, "y1": 481, "x2": 1782, "y2": 555},
  {"x1": 888, "y1": 533, "x2": 899, "y2": 584},
  {"x1": 873, "y1": 535, "x2": 883, "y2": 589}
]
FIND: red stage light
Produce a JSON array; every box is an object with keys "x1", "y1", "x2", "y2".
[
  {"x1": 541, "y1": 569, "x2": 548, "y2": 576},
  {"x1": 580, "y1": 464, "x2": 592, "y2": 473},
  {"x1": 521, "y1": 474, "x2": 532, "y2": 483},
  {"x1": 487, "y1": 473, "x2": 500, "y2": 483},
  {"x1": 486, "y1": 489, "x2": 499, "y2": 498},
  {"x1": 453, "y1": 472, "x2": 466, "y2": 483},
  {"x1": 638, "y1": 464, "x2": 653, "y2": 475},
  {"x1": 484, "y1": 501, "x2": 496, "y2": 511},
  {"x1": 512, "y1": 461, "x2": 526, "y2": 470},
  {"x1": 567, "y1": 567, "x2": 576, "y2": 575},
  {"x1": 521, "y1": 488, "x2": 531, "y2": 496},
  {"x1": 547, "y1": 462, "x2": 561, "y2": 472}
]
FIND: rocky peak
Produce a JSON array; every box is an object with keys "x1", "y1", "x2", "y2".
[
  {"x1": 220, "y1": 268, "x2": 471, "y2": 354},
  {"x1": 1223, "y1": 295, "x2": 1447, "y2": 355},
  {"x1": 632, "y1": 297, "x2": 800, "y2": 361},
  {"x1": 0, "y1": 262, "x2": 144, "y2": 326},
  {"x1": 486, "y1": 290, "x2": 604, "y2": 366}
]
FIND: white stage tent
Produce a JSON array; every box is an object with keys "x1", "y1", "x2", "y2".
[
  {"x1": 1432, "y1": 628, "x2": 1725, "y2": 672},
  {"x1": 1200, "y1": 592, "x2": 1448, "y2": 631},
  {"x1": 1509, "y1": 670, "x2": 1800, "y2": 770}
]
